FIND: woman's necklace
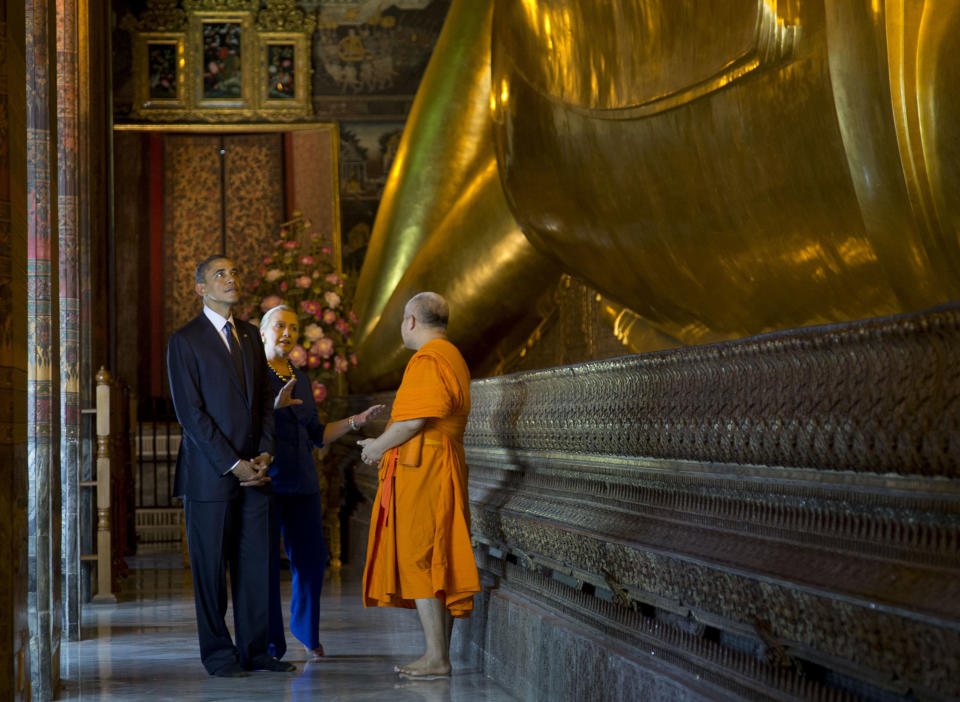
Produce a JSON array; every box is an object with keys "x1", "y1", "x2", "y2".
[{"x1": 268, "y1": 358, "x2": 294, "y2": 383}]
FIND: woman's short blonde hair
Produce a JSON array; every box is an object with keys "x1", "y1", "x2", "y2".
[{"x1": 259, "y1": 304, "x2": 294, "y2": 333}]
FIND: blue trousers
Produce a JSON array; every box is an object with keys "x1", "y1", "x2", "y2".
[{"x1": 268, "y1": 491, "x2": 329, "y2": 657}]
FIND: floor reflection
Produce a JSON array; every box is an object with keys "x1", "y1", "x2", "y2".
[{"x1": 59, "y1": 553, "x2": 515, "y2": 702}]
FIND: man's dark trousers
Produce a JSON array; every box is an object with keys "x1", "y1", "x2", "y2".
[{"x1": 185, "y1": 488, "x2": 271, "y2": 672}]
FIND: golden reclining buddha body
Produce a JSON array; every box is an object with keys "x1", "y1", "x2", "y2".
[{"x1": 350, "y1": 0, "x2": 960, "y2": 391}]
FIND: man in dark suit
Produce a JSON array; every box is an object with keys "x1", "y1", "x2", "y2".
[{"x1": 167, "y1": 254, "x2": 297, "y2": 677}]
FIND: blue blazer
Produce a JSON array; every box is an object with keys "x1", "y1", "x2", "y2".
[
  {"x1": 267, "y1": 366, "x2": 325, "y2": 495},
  {"x1": 168, "y1": 312, "x2": 275, "y2": 501}
]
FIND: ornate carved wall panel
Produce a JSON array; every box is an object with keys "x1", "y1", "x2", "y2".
[
  {"x1": 161, "y1": 132, "x2": 283, "y2": 346},
  {"x1": 221, "y1": 132, "x2": 284, "y2": 296},
  {"x1": 162, "y1": 134, "x2": 223, "y2": 341},
  {"x1": 125, "y1": 0, "x2": 316, "y2": 122},
  {"x1": 355, "y1": 302, "x2": 960, "y2": 701}
]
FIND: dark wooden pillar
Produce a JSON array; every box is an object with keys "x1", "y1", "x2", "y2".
[{"x1": 1, "y1": 2, "x2": 32, "y2": 700}]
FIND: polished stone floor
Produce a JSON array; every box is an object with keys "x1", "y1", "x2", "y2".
[{"x1": 59, "y1": 553, "x2": 515, "y2": 701}]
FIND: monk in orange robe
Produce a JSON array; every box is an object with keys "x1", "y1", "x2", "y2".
[{"x1": 359, "y1": 292, "x2": 481, "y2": 678}]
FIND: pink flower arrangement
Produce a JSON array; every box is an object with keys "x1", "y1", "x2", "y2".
[
  {"x1": 288, "y1": 344, "x2": 308, "y2": 367},
  {"x1": 260, "y1": 295, "x2": 282, "y2": 311},
  {"x1": 314, "y1": 337, "x2": 334, "y2": 359},
  {"x1": 303, "y1": 323, "x2": 324, "y2": 342},
  {"x1": 236, "y1": 214, "x2": 359, "y2": 405},
  {"x1": 301, "y1": 300, "x2": 322, "y2": 316},
  {"x1": 312, "y1": 381, "x2": 327, "y2": 403}
]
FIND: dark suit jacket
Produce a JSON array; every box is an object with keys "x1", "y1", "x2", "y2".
[{"x1": 168, "y1": 312, "x2": 275, "y2": 501}]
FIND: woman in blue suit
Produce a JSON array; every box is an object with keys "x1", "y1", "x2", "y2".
[{"x1": 260, "y1": 304, "x2": 382, "y2": 659}]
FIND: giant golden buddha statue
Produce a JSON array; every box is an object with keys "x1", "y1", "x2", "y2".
[{"x1": 351, "y1": 0, "x2": 960, "y2": 391}]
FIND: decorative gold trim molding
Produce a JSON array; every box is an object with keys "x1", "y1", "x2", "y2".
[
  {"x1": 136, "y1": 0, "x2": 187, "y2": 32},
  {"x1": 256, "y1": 0, "x2": 316, "y2": 33},
  {"x1": 113, "y1": 121, "x2": 336, "y2": 132}
]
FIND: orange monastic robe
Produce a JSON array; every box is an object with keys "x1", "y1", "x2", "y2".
[{"x1": 362, "y1": 338, "x2": 481, "y2": 617}]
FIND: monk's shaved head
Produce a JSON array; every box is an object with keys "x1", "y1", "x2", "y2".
[{"x1": 406, "y1": 292, "x2": 449, "y2": 330}]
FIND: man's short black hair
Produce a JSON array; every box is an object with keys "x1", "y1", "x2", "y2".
[{"x1": 195, "y1": 254, "x2": 229, "y2": 285}]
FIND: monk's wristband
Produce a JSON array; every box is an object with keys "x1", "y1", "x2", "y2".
[{"x1": 348, "y1": 415, "x2": 358, "y2": 431}]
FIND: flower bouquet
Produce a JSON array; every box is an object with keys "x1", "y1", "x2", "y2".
[{"x1": 236, "y1": 215, "x2": 358, "y2": 408}]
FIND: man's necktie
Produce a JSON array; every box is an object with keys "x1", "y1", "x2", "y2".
[{"x1": 224, "y1": 321, "x2": 247, "y2": 396}]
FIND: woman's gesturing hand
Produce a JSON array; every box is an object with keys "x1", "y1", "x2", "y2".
[{"x1": 274, "y1": 377, "x2": 303, "y2": 409}]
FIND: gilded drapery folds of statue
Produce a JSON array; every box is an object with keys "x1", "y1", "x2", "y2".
[{"x1": 351, "y1": 0, "x2": 960, "y2": 390}]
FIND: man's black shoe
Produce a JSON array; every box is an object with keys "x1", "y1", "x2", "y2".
[
  {"x1": 250, "y1": 655, "x2": 296, "y2": 673},
  {"x1": 212, "y1": 662, "x2": 249, "y2": 678}
]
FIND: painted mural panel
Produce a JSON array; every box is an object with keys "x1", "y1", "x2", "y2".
[
  {"x1": 266, "y1": 43, "x2": 296, "y2": 99},
  {"x1": 147, "y1": 43, "x2": 178, "y2": 100},
  {"x1": 312, "y1": 0, "x2": 450, "y2": 118},
  {"x1": 201, "y1": 21, "x2": 243, "y2": 99},
  {"x1": 339, "y1": 121, "x2": 404, "y2": 275}
]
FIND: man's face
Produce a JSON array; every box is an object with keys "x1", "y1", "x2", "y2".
[{"x1": 196, "y1": 258, "x2": 240, "y2": 307}]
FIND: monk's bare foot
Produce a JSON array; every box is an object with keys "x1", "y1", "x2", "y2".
[
  {"x1": 305, "y1": 643, "x2": 324, "y2": 659},
  {"x1": 393, "y1": 655, "x2": 451, "y2": 678}
]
